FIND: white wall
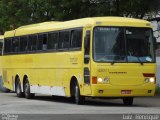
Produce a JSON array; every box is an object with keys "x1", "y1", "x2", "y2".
[{"x1": 156, "y1": 57, "x2": 160, "y2": 87}]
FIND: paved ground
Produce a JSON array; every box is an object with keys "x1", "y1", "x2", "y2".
[
  {"x1": 0, "y1": 93, "x2": 160, "y2": 120},
  {"x1": 0, "y1": 92, "x2": 160, "y2": 114}
]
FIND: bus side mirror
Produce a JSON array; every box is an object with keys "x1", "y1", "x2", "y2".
[{"x1": 84, "y1": 30, "x2": 90, "y2": 64}]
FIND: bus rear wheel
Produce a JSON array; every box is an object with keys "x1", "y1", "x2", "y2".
[
  {"x1": 74, "y1": 82, "x2": 85, "y2": 105},
  {"x1": 123, "y1": 97, "x2": 133, "y2": 106},
  {"x1": 16, "y1": 79, "x2": 24, "y2": 97},
  {"x1": 24, "y1": 79, "x2": 34, "y2": 99}
]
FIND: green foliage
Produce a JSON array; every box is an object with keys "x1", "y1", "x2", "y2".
[{"x1": 0, "y1": 0, "x2": 159, "y2": 34}]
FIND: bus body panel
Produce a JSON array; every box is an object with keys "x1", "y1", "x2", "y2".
[
  {"x1": 2, "y1": 51, "x2": 84, "y2": 97},
  {"x1": 89, "y1": 62, "x2": 156, "y2": 97}
]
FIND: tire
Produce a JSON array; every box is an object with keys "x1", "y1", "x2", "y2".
[
  {"x1": 15, "y1": 79, "x2": 24, "y2": 97},
  {"x1": 123, "y1": 97, "x2": 133, "y2": 106},
  {"x1": 74, "y1": 82, "x2": 85, "y2": 105},
  {"x1": 24, "y1": 79, "x2": 34, "y2": 99}
]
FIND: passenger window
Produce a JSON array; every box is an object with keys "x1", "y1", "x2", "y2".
[
  {"x1": 63, "y1": 32, "x2": 69, "y2": 49},
  {"x1": 48, "y1": 33, "x2": 58, "y2": 50},
  {"x1": 4, "y1": 38, "x2": 12, "y2": 53},
  {"x1": 58, "y1": 31, "x2": 69, "y2": 49},
  {"x1": 38, "y1": 34, "x2": 48, "y2": 51},
  {"x1": 28, "y1": 35, "x2": 37, "y2": 51},
  {"x1": 70, "y1": 29, "x2": 82, "y2": 49},
  {"x1": 58, "y1": 32, "x2": 63, "y2": 49},
  {"x1": 0, "y1": 41, "x2": 3, "y2": 55},
  {"x1": 20, "y1": 36, "x2": 28, "y2": 52},
  {"x1": 85, "y1": 30, "x2": 90, "y2": 55},
  {"x1": 84, "y1": 30, "x2": 90, "y2": 64},
  {"x1": 12, "y1": 37, "x2": 19, "y2": 53}
]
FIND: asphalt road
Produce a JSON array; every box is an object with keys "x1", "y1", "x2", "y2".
[{"x1": 0, "y1": 92, "x2": 160, "y2": 120}]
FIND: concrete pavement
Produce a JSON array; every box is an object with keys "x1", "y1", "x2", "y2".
[{"x1": 0, "y1": 93, "x2": 160, "y2": 114}]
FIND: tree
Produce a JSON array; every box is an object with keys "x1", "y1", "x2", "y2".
[{"x1": 0, "y1": 0, "x2": 160, "y2": 33}]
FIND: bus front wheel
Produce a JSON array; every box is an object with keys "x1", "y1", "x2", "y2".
[
  {"x1": 74, "y1": 82, "x2": 85, "y2": 105},
  {"x1": 24, "y1": 79, "x2": 34, "y2": 99},
  {"x1": 123, "y1": 97, "x2": 133, "y2": 106}
]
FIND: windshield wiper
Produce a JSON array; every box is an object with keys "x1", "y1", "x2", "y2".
[
  {"x1": 111, "y1": 60, "x2": 115, "y2": 65},
  {"x1": 137, "y1": 57, "x2": 143, "y2": 65}
]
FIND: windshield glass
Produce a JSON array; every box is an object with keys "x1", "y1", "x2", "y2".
[{"x1": 93, "y1": 27, "x2": 155, "y2": 63}]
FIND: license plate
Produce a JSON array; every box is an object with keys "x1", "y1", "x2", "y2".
[{"x1": 121, "y1": 90, "x2": 131, "y2": 94}]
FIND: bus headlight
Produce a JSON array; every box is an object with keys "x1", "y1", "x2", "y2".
[
  {"x1": 97, "y1": 77, "x2": 110, "y2": 83},
  {"x1": 145, "y1": 78, "x2": 155, "y2": 83},
  {"x1": 149, "y1": 77, "x2": 155, "y2": 83},
  {"x1": 97, "y1": 78, "x2": 103, "y2": 83}
]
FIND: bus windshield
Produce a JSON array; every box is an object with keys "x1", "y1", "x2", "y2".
[{"x1": 93, "y1": 27, "x2": 155, "y2": 63}]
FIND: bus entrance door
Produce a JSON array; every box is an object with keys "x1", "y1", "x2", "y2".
[{"x1": 83, "y1": 30, "x2": 92, "y2": 95}]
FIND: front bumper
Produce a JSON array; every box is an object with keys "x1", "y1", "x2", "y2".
[{"x1": 89, "y1": 84, "x2": 156, "y2": 97}]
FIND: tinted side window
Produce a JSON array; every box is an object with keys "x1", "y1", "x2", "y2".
[
  {"x1": 58, "y1": 31, "x2": 69, "y2": 49},
  {"x1": 4, "y1": 38, "x2": 12, "y2": 53},
  {"x1": 28, "y1": 35, "x2": 37, "y2": 51},
  {"x1": 12, "y1": 37, "x2": 19, "y2": 53},
  {"x1": 38, "y1": 34, "x2": 48, "y2": 51},
  {"x1": 63, "y1": 31, "x2": 69, "y2": 49},
  {"x1": 85, "y1": 30, "x2": 90, "y2": 55},
  {"x1": 20, "y1": 36, "x2": 28, "y2": 52},
  {"x1": 71, "y1": 29, "x2": 82, "y2": 49},
  {"x1": 58, "y1": 32, "x2": 63, "y2": 49},
  {"x1": 0, "y1": 41, "x2": 3, "y2": 55},
  {"x1": 48, "y1": 33, "x2": 58, "y2": 50}
]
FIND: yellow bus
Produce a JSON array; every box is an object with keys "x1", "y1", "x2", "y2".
[{"x1": 2, "y1": 17, "x2": 156, "y2": 105}]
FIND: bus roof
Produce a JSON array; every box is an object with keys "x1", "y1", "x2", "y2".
[
  {"x1": 4, "y1": 17, "x2": 152, "y2": 37},
  {"x1": 4, "y1": 30, "x2": 15, "y2": 38},
  {"x1": 18, "y1": 21, "x2": 61, "y2": 29}
]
